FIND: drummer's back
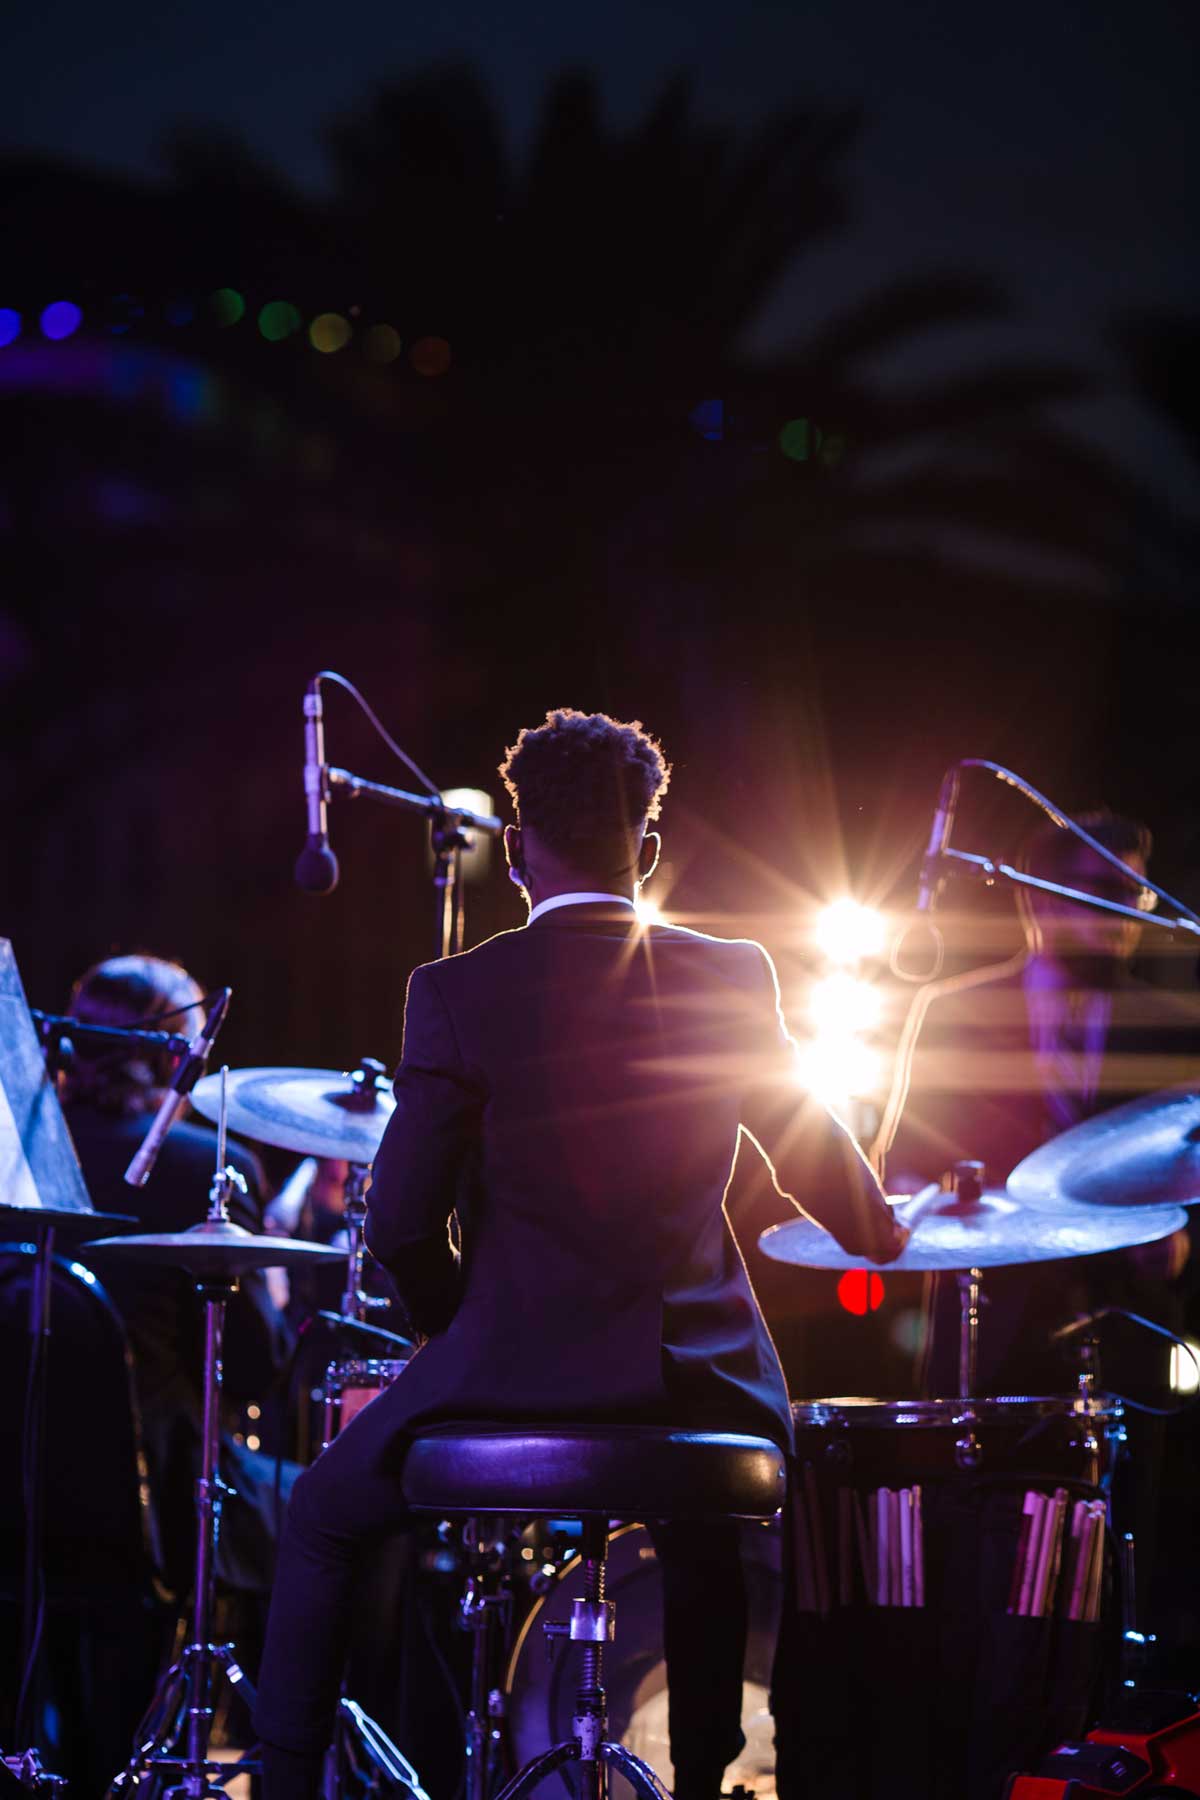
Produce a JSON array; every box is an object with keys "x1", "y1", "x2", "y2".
[{"x1": 428, "y1": 904, "x2": 770, "y2": 1273}]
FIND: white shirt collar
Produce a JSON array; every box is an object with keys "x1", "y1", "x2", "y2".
[{"x1": 527, "y1": 891, "x2": 635, "y2": 924}]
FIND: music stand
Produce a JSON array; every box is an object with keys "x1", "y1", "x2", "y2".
[{"x1": 0, "y1": 938, "x2": 130, "y2": 1790}]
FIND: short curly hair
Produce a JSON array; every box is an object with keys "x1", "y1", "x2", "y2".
[{"x1": 499, "y1": 709, "x2": 671, "y2": 867}]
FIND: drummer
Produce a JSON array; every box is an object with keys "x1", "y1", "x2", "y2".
[
  {"x1": 251, "y1": 706, "x2": 907, "y2": 1799},
  {"x1": 60, "y1": 954, "x2": 296, "y2": 1595}
]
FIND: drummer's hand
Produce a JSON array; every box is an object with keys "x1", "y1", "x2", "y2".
[
  {"x1": 1126, "y1": 1227, "x2": 1191, "y2": 1283},
  {"x1": 871, "y1": 1183, "x2": 941, "y2": 1263}
]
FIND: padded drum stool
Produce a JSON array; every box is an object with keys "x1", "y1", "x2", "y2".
[{"x1": 403, "y1": 1425, "x2": 786, "y2": 1800}]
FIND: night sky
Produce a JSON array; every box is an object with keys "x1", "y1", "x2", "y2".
[{"x1": 6, "y1": 1, "x2": 1197, "y2": 499}]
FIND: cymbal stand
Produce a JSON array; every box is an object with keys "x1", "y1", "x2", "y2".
[
  {"x1": 108, "y1": 1160, "x2": 258, "y2": 1799},
  {"x1": 950, "y1": 1161, "x2": 985, "y2": 1469},
  {"x1": 320, "y1": 1065, "x2": 429, "y2": 1795}
]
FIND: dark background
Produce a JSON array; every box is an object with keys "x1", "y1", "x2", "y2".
[{"x1": 2, "y1": 1, "x2": 1198, "y2": 1385}]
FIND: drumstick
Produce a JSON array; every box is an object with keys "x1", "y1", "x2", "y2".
[
  {"x1": 1066, "y1": 1506, "x2": 1095, "y2": 1620},
  {"x1": 805, "y1": 1462, "x2": 831, "y2": 1617},
  {"x1": 1034, "y1": 1488, "x2": 1068, "y2": 1617},
  {"x1": 1083, "y1": 1503, "x2": 1107, "y2": 1623},
  {"x1": 899, "y1": 1487, "x2": 914, "y2": 1607},
  {"x1": 1061, "y1": 1499, "x2": 1088, "y2": 1617},
  {"x1": 868, "y1": 1491, "x2": 880, "y2": 1605},
  {"x1": 1007, "y1": 1494, "x2": 1037, "y2": 1614},
  {"x1": 877, "y1": 1488, "x2": 892, "y2": 1607},
  {"x1": 1047, "y1": 1489, "x2": 1071, "y2": 1615},
  {"x1": 912, "y1": 1485, "x2": 925, "y2": 1608},
  {"x1": 1017, "y1": 1492, "x2": 1048, "y2": 1616},
  {"x1": 888, "y1": 1488, "x2": 902, "y2": 1606}
]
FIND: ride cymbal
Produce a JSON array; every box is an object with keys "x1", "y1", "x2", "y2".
[
  {"x1": 191, "y1": 1063, "x2": 395, "y2": 1162},
  {"x1": 759, "y1": 1189, "x2": 1187, "y2": 1272},
  {"x1": 1010, "y1": 1085, "x2": 1200, "y2": 1211}
]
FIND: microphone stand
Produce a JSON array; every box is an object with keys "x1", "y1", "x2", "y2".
[
  {"x1": 325, "y1": 767, "x2": 503, "y2": 960},
  {"x1": 928, "y1": 759, "x2": 1200, "y2": 938}
]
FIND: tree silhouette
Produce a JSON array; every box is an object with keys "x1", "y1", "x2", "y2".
[{"x1": 0, "y1": 62, "x2": 1161, "y2": 1061}]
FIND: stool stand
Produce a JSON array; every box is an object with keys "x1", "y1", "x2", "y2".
[{"x1": 493, "y1": 1522, "x2": 672, "y2": 1800}]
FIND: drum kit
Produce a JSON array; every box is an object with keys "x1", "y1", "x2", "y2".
[{"x1": 7, "y1": 1039, "x2": 1199, "y2": 1797}]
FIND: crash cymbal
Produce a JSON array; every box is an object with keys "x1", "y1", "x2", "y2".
[
  {"x1": 1009, "y1": 1085, "x2": 1200, "y2": 1211},
  {"x1": 758, "y1": 1190, "x2": 1187, "y2": 1273},
  {"x1": 191, "y1": 1064, "x2": 395, "y2": 1162},
  {"x1": 83, "y1": 1219, "x2": 346, "y2": 1276}
]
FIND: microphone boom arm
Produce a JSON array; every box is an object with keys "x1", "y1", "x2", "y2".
[
  {"x1": 326, "y1": 767, "x2": 503, "y2": 835},
  {"x1": 936, "y1": 847, "x2": 1200, "y2": 936}
]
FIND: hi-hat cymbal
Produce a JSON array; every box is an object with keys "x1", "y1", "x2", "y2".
[
  {"x1": 83, "y1": 1219, "x2": 346, "y2": 1276},
  {"x1": 191, "y1": 1065, "x2": 396, "y2": 1162},
  {"x1": 0, "y1": 1204, "x2": 139, "y2": 1233},
  {"x1": 1009, "y1": 1085, "x2": 1200, "y2": 1211},
  {"x1": 759, "y1": 1190, "x2": 1187, "y2": 1273}
]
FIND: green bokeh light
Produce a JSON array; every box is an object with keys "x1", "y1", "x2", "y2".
[
  {"x1": 258, "y1": 300, "x2": 302, "y2": 342},
  {"x1": 210, "y1": 288, "x2": 245, "y2": 327},
  {"x1": 779, "y1": 417, "x2": 820, "y2": 462}
]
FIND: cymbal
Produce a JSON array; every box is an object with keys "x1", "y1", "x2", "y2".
[
  {"x1": 0, "y1": 1204, "x2": 139, "y2": 1233},
  {"x1": 191, "y1": 1065, "x2": 396, "y2": 1162},
  {"x1": 1009, "y1": 1085, "x2": 1200, "y2": 1211},
  {"x1": 758, "y1": 1190, "x2": 1187, "y2": 1273},
  {"x1": 83, "y1": 1219, "x2": 346, "y2": 1276}
]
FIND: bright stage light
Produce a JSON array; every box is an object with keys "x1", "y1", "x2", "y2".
[
  {"x1": 1170, "y1": 1341, "x2": 1200, "y2": 1395},
  {"x1": 634, "y1": 893, "x2": 663, "y2": 925},
  {"x1": 814, "y1": 898, "x2": 885, "y2": 965},
  {"x1": 796, "y1": 1038, "x2": 881, "y2": 1106},
  {"x1": 809, "y1": 971, "x2": 881, "y2": 1037}
]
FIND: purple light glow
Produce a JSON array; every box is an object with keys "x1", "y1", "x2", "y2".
[
  {"x1": 0, "y1": 309, "x2": 21, "y2": 348},
  {"x1": 40, "y1": 301, "x2": 83, "y2": 341}
]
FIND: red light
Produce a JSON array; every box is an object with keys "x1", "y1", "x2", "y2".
[{"x1": 836, "y1": 1269, "x2": 884, "y2": 1316}]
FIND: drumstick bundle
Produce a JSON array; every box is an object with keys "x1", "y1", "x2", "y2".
[
  {"x1": 1007, "y1": 1489, "x2": 1106, "y2": 1620},
  {"x1": 791, "y1": 1470, "x2": 925, "y2": 1611}
]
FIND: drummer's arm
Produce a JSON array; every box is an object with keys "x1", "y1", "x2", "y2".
[
  {"x1": 365, "y1": 964, "x2": 482, "y2": 1337},
  {"x1": 738, "y1": 945, "x2": 906, "y2": 1266}
]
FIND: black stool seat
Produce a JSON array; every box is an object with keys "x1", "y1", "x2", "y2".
[{"x1": 402, "y1": 1423, "x2": 785, "y2": 1519}]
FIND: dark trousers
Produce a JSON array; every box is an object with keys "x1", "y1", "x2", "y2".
[{"x1": 254, "y1": 1388, "x2": 749, "y2": 1795}]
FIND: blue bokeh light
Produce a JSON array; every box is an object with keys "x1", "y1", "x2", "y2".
[
  {"x1": 0, "y1": 309, "x2": 21, "y2": 348},
  {"x1": 41, "y1": 300, "x2": 83, "y2": 341}
]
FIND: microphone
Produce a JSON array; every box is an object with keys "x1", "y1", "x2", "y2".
[
  {"x1": 294, "y1": 679, "x2": 340, "y2": 894},
  {"x1": 916, "y1": 765, "x2": 961, "y2": 912},
  {"x1": 124, "y1": 988, "x2": 232, "y2": 1187}
]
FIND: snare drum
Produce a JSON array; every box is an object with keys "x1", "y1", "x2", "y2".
[
  {"x1": 792, "y1": 1394, "x2": 1125, "y2": 1487},
  {"x1": 319, "y1": 1355, "x2": 409, "y2": 1451}
]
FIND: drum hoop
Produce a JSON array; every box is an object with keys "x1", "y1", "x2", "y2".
[
  {"x1": 790, "y1": 1394, "x2": 1124, "y2": 1428},
  {"x1": 323, "y1": 1355, "x2": 409, "y2": 1391}
]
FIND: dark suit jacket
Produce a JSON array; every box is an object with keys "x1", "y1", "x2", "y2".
[{"x1": 365, "y1": 905, "x2": 898, "y2": 1452}]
